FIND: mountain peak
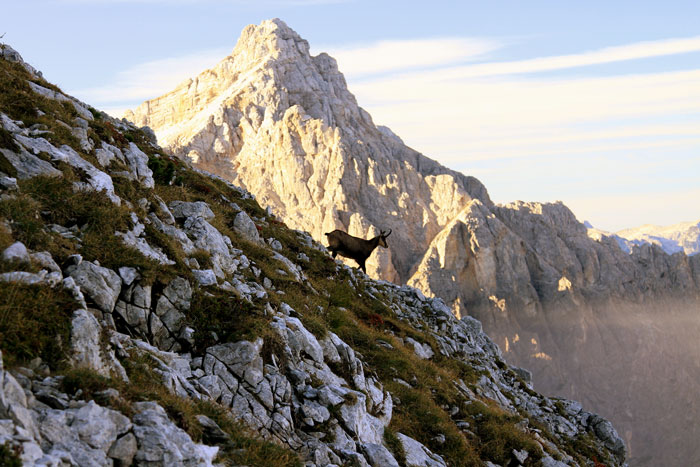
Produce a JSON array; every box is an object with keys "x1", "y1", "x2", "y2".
[
  {"x1": 232, "y1": 18, "x2": 312, "y2": 65},
  {"x1": 126, "y1": 19, "x2": 492, "y2": 282}
]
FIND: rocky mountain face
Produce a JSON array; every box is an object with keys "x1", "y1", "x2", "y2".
[
  {"x1": 125, "y1": 19, "x2": 492, "y2": 284},
  {"x1": 126, "y1": 19, "x2": 700, "y2": 465},
  {"x1": 611, "y1": 219, "x2": 700, "y2": 256},
  {"x1": 0, "y1": 44, "x2": 626, "y2": 466}
]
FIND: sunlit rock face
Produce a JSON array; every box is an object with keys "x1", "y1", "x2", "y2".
[
  {"x1": 125, "y1": 18, "x2": 490, "y2": 283},
  {"x1": 127, "y1": 19, "x2": 700, "y2": 466}
]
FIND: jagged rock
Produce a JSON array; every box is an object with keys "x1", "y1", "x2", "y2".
[
  {"x1": 0, "y1": 352, "x2": 41, "y2": 441},
  {"x1": 206, "y1": 339, "x2": 264, "y2": 388},
  {"x1": 271, "y1": 315, "x2": 324, "y2": 364},
  {"x1": 192, "y1": 269, "x2": 217, "y2": 286},
  {"x1": 30, "y1": 251, "x2": 61, "y2": 274},
  {"x1": 115, "y1": 227, "x2": 175, "y2": 265},
  {"x1": 15, "y1": 135, "x2": 121, "y2": 204},
  {"x1": 72, "y1": 400, "x2": 132, "y2": 451},
  {"x1": 405, "y1": 337, "x2": 434, "y2": 360},
  {"x1": 233, "y1": 210, "x2": 260, "y2": 243},
  {"x1": 169, "y1": 201, "x2": 215, "y2": 221},
  {"x1": 95, "y1": 142, "x2": 126, "y2": 168},
  {"x1": 0, "y1": 147, "x2": 62, "y2": 179},
  {"x1": 70, "y1": 309, "x2": 114, "y2": 377},
  {"x1": 0, "y1": 270, "x2": 48, "y2": 285},
  {"x1": 0, "y1": 44, "x2": 42, "y2": 77},
  {"x1": 118, "y1": 267, "x2": 139, "y2": 286},
  {"x1": 513, "y1": 448, "x2": 529, "y2": 464},
  {"x1": 541, "y1": 455, "x2": 569, "y2": 467},
  {"x1": 2, "y1": 241, "x2": 29, "y2": 264},
  {"x1": 154, "y1": 196, "x2": 176, "y2": 225},
  {"x1": 0, "y1": 175, "x2": 18, "y2": 190},
  {"x1": 122, "y1": 142, "x2": 155, "y2": 189},
  {"x1": 196, "y1": 415, "x2": 230, "y2": 444},
  {"x1": 268, "y1": 237, "x2": 283, "y2": 251},
  {"x1": 397, "y1": 432, "x2": 447, "y2": 467},
  {"x1": 148, "y1": 212, "x2": 196, "y2": 254},
  {"x1": 589, "y1": 414, "x2": 626, "y2": 460},
  {"x1": 152, "y1": 277, "x2": 192, "y2": 349},
  {"x1": 25, "y1": 81, "x2": 93, "y2": 121},
  {"x1": 132, "y1": 401, "x2": 218, "y2": 465},
  {"x1": 183, "y1": 216, "x2": 236, "y2": 277},
  {"x1": 361, "y1": 443, "x2": 400, "y2": 467},
  {"x1": 67, "y1": 261, "x2": 121, "y2": 313},
  {"x1": 108, "y1": 433, "x2": 137, "y2": 465},
  {"x1": 62, "y1": 276, "x2": 88, "y2": 309}
]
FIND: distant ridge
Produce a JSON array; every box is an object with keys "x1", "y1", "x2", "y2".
[{"x1": 615, "y1": 219, "x2": 700, "y2": 256}]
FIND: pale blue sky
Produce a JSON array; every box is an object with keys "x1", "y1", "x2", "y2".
[{"x1": 4, "y1": 0, "x2": 700, "y2": 231}]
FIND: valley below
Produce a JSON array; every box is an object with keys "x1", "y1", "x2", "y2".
[{"x1": 486, "y1": 297, "x2": 700, "y2": 466}]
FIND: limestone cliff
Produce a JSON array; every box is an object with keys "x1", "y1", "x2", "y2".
[{"x1": 125, "y1": 18, "x2": 491, "y2": 284}]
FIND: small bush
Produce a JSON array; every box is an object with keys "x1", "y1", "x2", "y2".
[
  {"x1": 0, "y1": 442, "x2": 22, "y2": 467},
  {"x1": 0, "y1": 283, "x2": 78, "y2": 369},
  {"x1": 383, "y1": 428, "x2": 407, "y2": 466},
  {"x1": 0, "y1": 127, "x2": 20, "y2": 154},
  {"x1": 148, "y1": 154, "x2": 177, "y2": 185},
  {"x1": 464, "y1": 400, "x2": 543, "y2": 466},
  {"x1": 187, "y1": 288, "x2": 270, "y2": 354}
]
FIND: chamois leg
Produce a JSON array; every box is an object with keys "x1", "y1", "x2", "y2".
[
  {"x1": 331, "y1": 251, "x2": 338, "y2": 258},
  {"x1": 358, "y1": 259, "x2": 366, "y2": 274}
]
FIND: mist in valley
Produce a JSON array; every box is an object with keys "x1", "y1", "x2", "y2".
[{"x1": 487, "y1": 297, "x2": 700, "y2": 466}]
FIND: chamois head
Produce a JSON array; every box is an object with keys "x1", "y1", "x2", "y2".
[{"x1": 378, "y1": 229, "x2": 392, "y2": 248}]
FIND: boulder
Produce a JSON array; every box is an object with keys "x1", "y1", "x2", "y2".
[
  {"x1": 67, "y1": 261, "x2": 121, "y2": 313},
  {"x1": 396, "y1": 433, "x2": 447, "y2": 467},
  {"x1": 168, "y1": 201, "x2": 215, "y2": 221},
  {"x1": 132, "y1": 401, "x2": 218, "y2": 465},
  {"x1": 233, "y1": 210, "x2": 260, "y2": 243},
  {"x1": 2, "y1": 241, "x2": 29, "y2": 264}
]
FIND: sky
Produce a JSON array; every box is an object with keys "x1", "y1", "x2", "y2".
[{"x1": 4, "y1": 0, "x2": 700, "y2": 232}]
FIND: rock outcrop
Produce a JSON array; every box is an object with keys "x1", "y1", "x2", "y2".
[{"x1": 125, "y1": 19, "x2": 699, "y2": 465}]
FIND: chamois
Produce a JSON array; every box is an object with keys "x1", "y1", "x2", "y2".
[{"x1": 324, "y1": 229, "x2": 392, "y2": 273}]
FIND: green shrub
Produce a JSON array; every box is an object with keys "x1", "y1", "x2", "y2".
[
  {"x1": 0, "y1": 283, "x2": 78, "y2": 369},
  {"x1": 464, "y1": 400, "x2": 543, "y2": 466},
  {"x1": 0, "y1": 127, "x2": 20, "y2": 154},
  {"x1": 0, "y1": 442, "x2": 21, "y2": 467},
  {"x1": 186, "y1": 288, "x2": 270, "y2": 354},
  {"x1": 148, "y1": 154, "x2": 177, "y2": 185}
]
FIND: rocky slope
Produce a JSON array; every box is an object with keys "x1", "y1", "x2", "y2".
[
  {"x1": 0, "y1": 44, "x2": 625, "y2": 466},
  {"x1": 126, "y1": 18, "x2": 700, "y2": 466}
]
